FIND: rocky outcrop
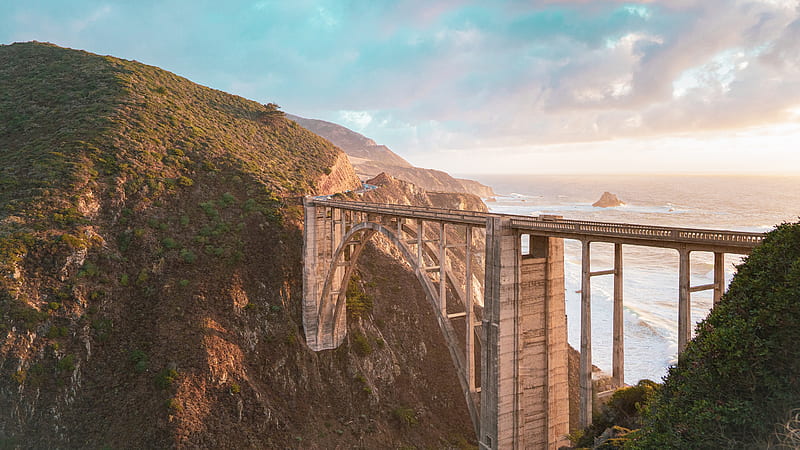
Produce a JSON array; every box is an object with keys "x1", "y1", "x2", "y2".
[
  {"x1": 457, "y1": 178, "x2": 495, "y2": 198},
  {"x1": 592, "y1": 192, "x2": 625, "y2": 208},
  {"x1": 313, "y1": 152, "x2": 361, "y2": 195},
  {"x1": 363, "y1": 173, "x2": 487, "y2": 213}
]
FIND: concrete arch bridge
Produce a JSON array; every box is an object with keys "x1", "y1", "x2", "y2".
[{"x1": 302, "y1": 198, "x2": 763, "y2": 449}]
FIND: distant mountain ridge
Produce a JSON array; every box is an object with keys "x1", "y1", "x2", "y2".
[{"x1": 287, "y1": 114, "x2": 495, "y2": 198}]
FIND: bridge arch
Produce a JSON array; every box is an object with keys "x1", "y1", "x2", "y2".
[{"x1": 303, "y1": 204, "x2": 481, "y2": 430}]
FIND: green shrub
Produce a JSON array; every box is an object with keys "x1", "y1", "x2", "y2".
[
  {"x1": 199, "y1": 201, "x2": 219, "y2": 219},
  {"x1": 165, "y1": 398, "x2": 182, "y2": 412},
  {"x1": 91, "y1": 318, "x2": 113, "y2": 341},
  {"x1": 129, "y1": 349, "x2": 148, "y2": 373},
  {"x1": 220, "y1": 192, "x2": 236, "y2": 206},
  {"x1": 162, "y1": 237, "x2": 179, "y2": 249},
  {"x1": 155, "y1": 368, "x2": 179, "y2": 389},
  {"x1": 78, "y1": 262, "x2": 100, "y2": 277},
  {"x1": 230, "y1": 383, "x2": 241, "y2": 394},
  {"x1": 60, "y1": 233, "x2": 86, "y2": 249},
  {"x1": 351, "y1": 331, "x2": 372, "y2": 357},
  {"x1": 632, "y1": 222, "x2": 800, "y2": 448},
  {"x1": 346, "y1": 276, "x2": 373, "y2": 318},
  {"x1": 46, "y1": 325, "x2": 68, "y2": 338},
  {"x1": 180, "y1": 249, "x2": 196, "y2": 263},
  {"x1": 57, "y1": 354, "x2": 75, "y2": 372},
  {"x1": 117, "y1": 231, "x2": 132, "y2": 251},
  {"x1": 135, "y1": 269, "x2": 149, "y2": 285},
  {"x1": 570, "y1": 379, "x2": 658, "y2": 448},
  {"x1": 120, "y1": 273, "x2": 129, "y2": 286},
  {"x1": 11, "y1": 370, "x2": 26, "y2": 384},
  {"x1": 392, "y1": 407, "x2": 418, "y2": 426}
]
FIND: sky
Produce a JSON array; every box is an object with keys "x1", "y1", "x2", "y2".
[{"x1": 2, "y1": 0, "x2": 800, "y2": 175}]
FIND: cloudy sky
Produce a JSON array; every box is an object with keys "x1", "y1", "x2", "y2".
[{"x1": 2, "y1": 1, "x2": 800, "y2": 174}]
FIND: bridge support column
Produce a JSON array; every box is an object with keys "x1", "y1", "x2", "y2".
[
  {"x1": 466, "y1": 226, "x2": 476, "y2": 392},
  {"x1": 579, "y1": 240, "x2": 592, "y2": 428},
  {"x1": 612, "y1": 243, "x2": 624, "y2": 388},
  {"x1": 713, "y1": 252, "x2": 724, "y2": 306},
  {"x1": 302, "y1": 200, "x2": 349, "y2": 351},
  {"x1": 480, "y1": 218, "x2": 569, "y2": 449},
  {"x1": 678, "y1": 248, "x2": 691, "y2": 354}
]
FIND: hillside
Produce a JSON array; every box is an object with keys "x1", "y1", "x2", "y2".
[
  {"x1": 285, "y1": 114, "x2": 413, "y2": 169},
  {"x1": 0, "y1": 42, "x2": 475, "y2": 448},
  {"x1": 287, "y1": 115, "x2": 495, "y2": 197}
]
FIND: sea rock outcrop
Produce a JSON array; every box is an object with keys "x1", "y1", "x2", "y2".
[{"x1": 592, "y1": 192, "x2": 625, "y2": 208}]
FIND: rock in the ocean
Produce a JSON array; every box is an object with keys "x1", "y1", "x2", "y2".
[{"x1": 592, "y1": 192, "x2": 625, "y2": 208}]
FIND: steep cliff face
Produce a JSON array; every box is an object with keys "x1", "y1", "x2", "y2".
[
  {"x1": 456, "y1": 178, "x2": 495, "y2": 198},
  {"x1": 362, "y1": 172, "x2": 487, "y2": 213},
  {"x1": 0, "y1": 43, "x2": 474, "y2": 448},
  {"x1": 313, "y1": 152, "x2": 362, "y2": 195},
  {"x1": 287, "y1": 115, "x2": 495, "y2": 198}
]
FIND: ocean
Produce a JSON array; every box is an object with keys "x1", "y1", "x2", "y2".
[{"x1": 462, "y1": 174, "x2": 800, "y2": 384}]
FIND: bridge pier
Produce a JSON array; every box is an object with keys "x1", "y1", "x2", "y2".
[
  {"x1": 679, "y1": 250, "x2": 730, "y2": 354},
  {"x1": 678, "y1": 248, "x2": 691, "y2": 353},
  {"x1": 481, "y1": 217, "x2": 569, "y2": 450},
  {"x1": 579, "y1": 241, "x2": 625, "y2": 427}
]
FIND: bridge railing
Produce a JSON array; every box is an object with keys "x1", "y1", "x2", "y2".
[
  {"x1": 510, "y1": 217, "x2": 764, "y2": 247},
  {"x1": 310, "y1": 198, "x2": 765, "y2": 248},
  {"x1": 311, "y1": 199, "x2": 489, "y2": 225}
]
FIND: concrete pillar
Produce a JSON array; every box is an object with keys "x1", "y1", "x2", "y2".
[
  {"x1": 302, "y1": 200, "x2": 346, "y2": 350},
  {"x1": 440, "y1": 222, "x2": 447, "y2": 315},
  {"x1": 466, "y1": 226, "x2": 476, "y2": 392},
  {"x1": 579, "y1": 240, "x2": 592, "y2": 428},
  {"x1": 328, "y1": 208, "x2": 347, "y2": 346},
  {"x1": 416, "y1": 219, "x2": 423, "y2": 267},
  {"x1": 480, "y1": 217, "x2": 569, "y2": 450},
  {"x1": 713, "y1": 252, "x2": 724, "y2": 306},
  {"x1": 678, "y1": 249, "x2": 691, "y2": 354},
  {"x1": 612, "y1": 243, "x2": 624, "y2": 388},
  {"x1": 302, "y1": 199, "x2": 322, "y2": 349}
]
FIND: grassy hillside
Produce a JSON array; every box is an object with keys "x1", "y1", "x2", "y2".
[
  {"x1": 0, "y1": 42, "x2": 474, "y2": 448},
  {"x1": 0, "y1": 41, "x2": 350, "y2": 310}
]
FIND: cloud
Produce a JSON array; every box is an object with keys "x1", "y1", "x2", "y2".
[
  {"x1": 1, "y1": 0, "x2": 799, "y2": 169},
  {"x1": 338, "y1": 110, "x2": 373, "y2": 130}
]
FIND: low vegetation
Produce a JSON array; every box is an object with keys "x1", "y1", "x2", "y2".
[{"x1": 345, "y1": 274, "x2": 373, "y2": 318}]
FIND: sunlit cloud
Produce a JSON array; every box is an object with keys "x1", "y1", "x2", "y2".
[{"x1": 1, "y1": 0, "x2": 799, "y2": 174}]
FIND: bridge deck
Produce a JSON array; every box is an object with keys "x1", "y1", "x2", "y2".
[{"x1": 310, "y1": 199, "x2": 764, "y2": 253}]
